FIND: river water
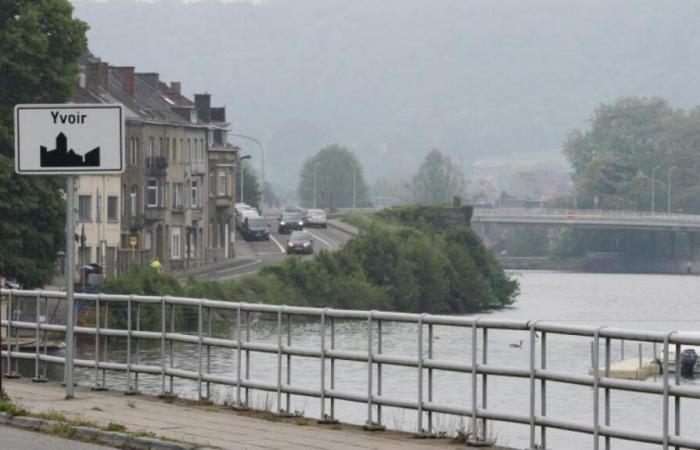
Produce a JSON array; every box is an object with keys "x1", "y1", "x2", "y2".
[{"x1": 26, "y1": 271, "x2": 700, "y2": 449}]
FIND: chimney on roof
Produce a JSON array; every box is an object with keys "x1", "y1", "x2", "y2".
[
  {"x1": 136, "y1": 72, "x2": 160, "y2": 90},
  {"x1": 98, "y1": 62, "x2": 109, "y2": 90},
  {"x1": 113, "y1": 66, "x2": 135, "y2": 96},
  {"x1": 211, "y1": 107, "x2": 226, "y2": 122},
  {"x1": 194, "y1": 94, "x2": 211, "y2": 122},
  {"x1": 170, "y1": 82, "x2": 181, "y2": 95},
  {"x1": 85, "y1": 62, "x2": 100, "y2": 92}
]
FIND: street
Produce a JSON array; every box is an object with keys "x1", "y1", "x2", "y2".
[
  {"x1": 0, "y1": 426, "x2": 115, "y2": 450},
  {"x1": 187, "y1": 218, "x2": 355, "y2": 280}
]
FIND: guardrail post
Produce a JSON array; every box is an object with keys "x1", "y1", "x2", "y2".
[
  {"x1": 286, "y1": 312, "x2": 292, "y2": 413},
  {"x1": 592, "y1": 327, "x2": 604, "y2": 450},
  {"x1": 102, "y1": 300, "x2": 109, "y2": 388},
  {"x1": 320, "y1": 309, "x2": 327, "y2": 420},
  {"x1": 4, "y1": 291, "x2": 18, "y2": 378},
  {"x1": 467, "y1": 318, "x2": 481, "y2": 445},
  {"x1": 376, "y1": 318, "x2": 383, "y2": 427},
  {"x1": 169, "y1": 301, "x2": 175, "y2": 394},
  {"x1": 125, "y1": 295, "x2": 136, "y2": 394},
  {"x1": 529, "y1": 321, "x2": 537, "y2": 450},
  {"x1": 330, "y1": 316, "x2": 336, "y2": 421},
  {"x1": 197, "y1": 301, "x2": 203, "y2": 400},
  {"x1": 674, "y1": 342, "x2": 681, "y2": 450},
  {"x1": 662, "y1": 331, "x2": 676, "y2": 450},
  {"x1": 276, "y1": 306, "x2": 284, "y2": 414},
  {"x1": 540, "y1": 331, "x2": 547, "y2": 449},
  {"x1": 428, "y1": 322, "x2": 434, "y2": 435},
  {"x1": 245, "y1": 308, "x2": 251, "y2": 406},
  {"x1": 32, "y1": 293, "x2": 46, "y2": 383},
  {"x1": 42, "y1": 296, "x2": 48, "y2": 380},
  {"x1": 604, "y1": 336, "x2": 610, "y2": 450},
  {"x1": 160, "y1": 296, "x2": 166, "y2": 395},
  {"x1": 90, "y1": 294, "x2": 104, "y2": 389},
  {"x1": 135, "y1": 301, "x2": 141, "y2": 391},
  {"x1": 235, "y1": 303, "x2": 244, "y2": 408},
  {"x1": 363, "y1": 311, "x2": 382, "y2": 430},
  {"x1": 417, "y1": 314, "x2": 424, "y2": 436},
  {"x1": 207, "y1": 306, "x2": 212, "y2": 400}
]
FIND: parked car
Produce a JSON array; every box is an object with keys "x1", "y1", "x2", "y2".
[
  {"x1": 236, "y1": 208, "x2": 258, "y2": 230},
  {"x1": 278, "y1": 211, "x2": 303, "y2": 234},
  {"x1": 303, "y1": 209, "x2": 327, "y2": 228},
  {"x1": 2, "y1": 277, "x2": 22, "y2": 289},
  {"x1": 286, "y1": 231, "x2": 314, "y2": 255},
  {"x1": 241, "y1": 215, "x2": 270, "y2": 241}
]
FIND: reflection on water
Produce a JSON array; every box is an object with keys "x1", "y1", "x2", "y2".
[{"x1": 14, "y1": 271, "x2": 700, "y2": 450}]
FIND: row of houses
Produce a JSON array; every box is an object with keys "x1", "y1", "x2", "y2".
[{"x1": 71, "y1": 55, "x2": 241, "y2": 279}]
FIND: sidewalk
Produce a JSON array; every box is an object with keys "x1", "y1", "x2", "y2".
[{"x1": 3, "y1": 379, "x2": 496, "y2": 450}]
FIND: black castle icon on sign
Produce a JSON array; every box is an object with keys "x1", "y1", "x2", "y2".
[{"x1": 40, "y1": 132, "x2": 100, "y2": 167}]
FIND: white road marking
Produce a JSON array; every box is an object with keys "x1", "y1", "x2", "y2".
[
  {"x1": 306, "y1": 230, "x2": 333, "y2": 250},
  {"x1": 269, "y1": 234, "x2": 287, "y2": 253},
  {"x1": 215, "y1": 259, "x2": 262, "y2": 275}
]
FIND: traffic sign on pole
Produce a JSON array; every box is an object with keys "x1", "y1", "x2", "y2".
[
  {"x1": 14, "y1": 103, "x2": 124, "y2": 399},
  {"x1": 14, "y1": 104, "x2": 124, "y2": 175}
]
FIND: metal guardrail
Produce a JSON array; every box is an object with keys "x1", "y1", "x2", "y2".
[
  {"x1": 471, "y1": 208, "x2": 700, "y2": 224},
  {"x1": 2, "y1": 289, "x2": 700, "y2": 449}
]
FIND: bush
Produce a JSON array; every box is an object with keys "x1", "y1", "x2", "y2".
[{"x1": 101, "y1": 206, "x2": 517, "y2": 314}]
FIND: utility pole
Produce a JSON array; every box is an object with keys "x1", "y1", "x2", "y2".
[
  {"x1": 651, "y1": 165, "x2": 660, "y2": 213},
  {"x1": 230, "y1": 134, "x2": 265, "y2": 209},
  {"x1": 667, "y1": 166, "x2": 677, "y2": 214},
  {"x1": 352, "y1": 163, "x2": 357, "y2": 209},
  {"x1": 64, "y1": 176, "x2": 76, "y2": 399}
]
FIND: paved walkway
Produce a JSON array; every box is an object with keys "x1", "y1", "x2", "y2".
[
  {"x1": 0, "y1": 425, "x2": 115, "y2": 450},
  {"x1": 4, "y1": 379, "x2": 495, "y2": 450}
]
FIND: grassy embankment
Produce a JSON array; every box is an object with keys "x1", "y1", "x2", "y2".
[{"x1": 102, "y1": 205, "x2": 519, "y2": 315}]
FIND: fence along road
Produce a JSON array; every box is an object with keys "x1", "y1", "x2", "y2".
[{"x1": 2, "y1": 288, "x2": 700, "y2": 449}]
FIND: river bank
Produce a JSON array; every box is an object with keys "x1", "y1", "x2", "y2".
[{"x1": 498, "y1": 255, "x2": 699, "y2": 275}]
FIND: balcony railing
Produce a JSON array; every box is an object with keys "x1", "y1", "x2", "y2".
[{"x1": 146, "y1": 156, "x2": 168, "y2": 176}]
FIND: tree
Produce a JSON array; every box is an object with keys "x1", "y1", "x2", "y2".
[
  {"x1": 563, "y1": 96, "x2": 700, "y2": 213},
  {"x1": 237, "y1": 161, "x2": 261, "y2": 209},
  {"x1": 0, "y1": 1, "x2": 88, "y2": 287},
  {"x1": 412, "y1": 149, "x2": 465, "y2": 205},
  {"x1": 297, "y1": 144, "x2": 371, "y2": 209}
]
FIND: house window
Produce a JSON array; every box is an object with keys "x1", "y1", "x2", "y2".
[
  {"x1": 96, "y1": 194, "x2": 102, "y2": 223},
  {"x1": 187, "y1": 139, "x2": 192, "y2": 162},
  {"x1": 218, "y1": 171, "x2": 226, "y2": 196},
  {"x1": 209, "y1": 173, "x2": 214, "y2": 197},
  {"x1": 130, "y1": 186, "x2": 138, "y2": 216},
  {"x1": 147, "y1": 178, "x2": 158, "y2": 207},
  {"x1": 108, "y1": 196, "x2": 118, "y2": 221},
  {"x1": 148, "y1": 138, "x2": 154, "y2": 165},
  {"x1": 171, "y1": 227, "x2": 181, "y2": 259},
  {"x1": 78, "y1": 195, "x2": 92, "y2": 222},
  {"x1": 173, "y1": 183, "x2": 183, "y2": 208},
  {"x1": 191, "y1": 179, "x2": 200, "y2": 207}
]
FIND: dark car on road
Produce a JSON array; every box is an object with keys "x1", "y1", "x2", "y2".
[
  {"x1": 242, "y1": 216, "x2": 270, "y2": 241},
  {"x1": 286, "y1": 231, "x2": 314, "y2": 255},
  {"x1": 278, "y1": 212, "x2": 304, "y2": 234}
]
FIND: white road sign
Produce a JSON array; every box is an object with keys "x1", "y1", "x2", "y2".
[{"x1": 14, "y1": 104, "x2": 124, "y2": 175}]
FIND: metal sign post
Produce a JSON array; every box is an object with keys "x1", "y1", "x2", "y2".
[
  {"x1": 14, "y1": 103, "x2": 124, "y2": 399},
  {"x1": 64, "y1": 175, "x2": 76, "y2": 398}
]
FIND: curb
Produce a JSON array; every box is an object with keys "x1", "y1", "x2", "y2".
[{"x1": 0, "y1": 411, "x2": 196, "y2": 450}]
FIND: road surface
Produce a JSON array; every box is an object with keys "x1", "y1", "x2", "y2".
[
  {"x1": 0, "y1": 426, "x2": 115, "y2": 450},
  {"x1": 186, "y1": 217, "x2": 355, "y2": 280}
]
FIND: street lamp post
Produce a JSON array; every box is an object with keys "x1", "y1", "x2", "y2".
[
  {"x1": 651, "y1": 165, "x2": 660, "y2": 213},
  {"x1": 667, "y1": 166, "x2": 677, "y2": 214},
  {"x1": 230, "y1": 134, "x2": 265, "y2": 208},
  {"x1": 313, "y1": 162, "x2": 320, "y2": 209},
  {"x1": 239, "y1": 155, "x2": 252, "y2": 204},
  {"x1": 352, "y1": 163, "x2": 357, "y2": 210}
]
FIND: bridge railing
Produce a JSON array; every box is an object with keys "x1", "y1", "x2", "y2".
[
  {"x1": 2, "y1": 289, "x2": 700, "y2": 449},
  {"x1": 472, "y1": 207, "x2": 700, "y2": 223}
]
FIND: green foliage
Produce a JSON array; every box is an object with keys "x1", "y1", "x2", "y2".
[
  {"x1": 505, "y1": 229, "x2": 549, "y2": 257},
  {"x1": 102, "y1": 266, "x2": 184, "y2": 296},
  {"x1": 0, "y1": 1, "x2": 88, "y2": 287},
  {"x1": 564, "y1": 96, "x2": 700, "y2": 213},
  {"x1": 297, "y1": 144, "x2": 371, "y2": 209},
  {"x1": 103, "y1": 206, "x2": 517, "y2": 314},
  {"x1": 412, "y1": 149, "x2": 465, "y2": 205}
]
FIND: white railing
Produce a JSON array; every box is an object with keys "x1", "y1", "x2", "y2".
[{"x1": 2, "y1": 289, "x2": 700, "y2": 449}]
